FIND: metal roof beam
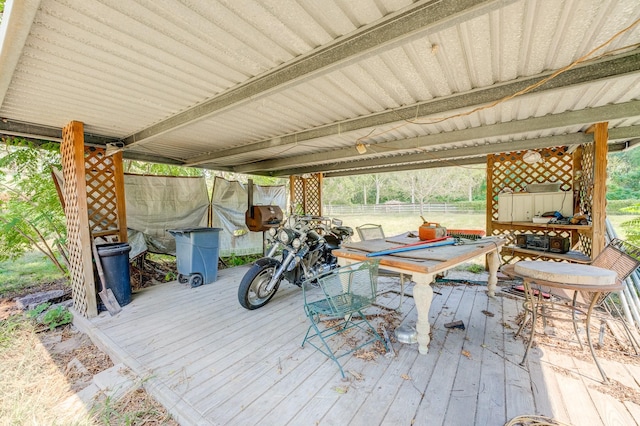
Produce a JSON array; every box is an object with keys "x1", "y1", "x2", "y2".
[
  {"x1": 272, "y1": 126, "x2": 640, "y2": 176},
  {"x1": 324, "y1": 156, "x2": 488, "y2": 178},
  {"x1": 189, "y1": 48, "x2": 640, "y2": 167},
  {"x1": 0, "y1": 120, "x2": 120, "y2": 146},
  {"x1": 324, "y1": 139, "x2": 636, "y2": 177},
  {"x1": 123, "y1": 0, "x2": 519, "y2": 148},
  {"x1": 234, "y1": 100, "x2": 640, "y2": 173}
]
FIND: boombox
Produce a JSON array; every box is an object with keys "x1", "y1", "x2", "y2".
[{"x1": 515, "y1": 235, "x2": 570, "y2": 253}]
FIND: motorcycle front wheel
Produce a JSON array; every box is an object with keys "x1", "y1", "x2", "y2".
[{"x1": 238, "y1": 263, "x2": 282, "y2": 310}]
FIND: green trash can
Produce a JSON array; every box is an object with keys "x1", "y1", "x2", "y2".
[{"x1": 168, "y1": 227, "x2": 221, "y2": 287}]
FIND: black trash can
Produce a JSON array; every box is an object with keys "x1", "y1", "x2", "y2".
[{"x1": 97, "y1": 242, "x2": 132, "y2": 306}]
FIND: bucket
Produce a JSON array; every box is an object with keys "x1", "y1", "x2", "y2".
[{"x1": 419, "y1": 221, "x2": 447, "y2": 241}]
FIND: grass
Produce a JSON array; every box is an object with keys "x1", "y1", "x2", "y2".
[
  {"x1": 0, "y1": 315, "x2": 95, "y2": 425},
  {"x1": 0, "y1": 313, "x2": 176, "y2": 425},
  {"x1": 0, "y1": 251, "x2": 66, "y2": 298},
  {"x1": 338, "y1": 212, "x2": 486, "y2": 241},
  {"x1": 338, "y1": 211, "x2": 637, "y2": 242}
]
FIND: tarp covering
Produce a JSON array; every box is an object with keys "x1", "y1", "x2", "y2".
[
  {"x1": 125, "y1": 174, "x2": 209, "y2": 256},
  {"x1": 53, "y1": 169, "x2": 286, "y2": 258},
  {"x1": 211, "y1": 176, "x2": 287, "y2": 257}
]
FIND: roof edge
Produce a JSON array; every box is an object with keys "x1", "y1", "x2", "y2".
[{"x1": 0, "y1": 0, "x2": 41, "y2": 108}]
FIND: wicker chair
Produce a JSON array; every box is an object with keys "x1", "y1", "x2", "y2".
[{"x1": 301, "y1": 260, "x2": 387, "y2": 378}]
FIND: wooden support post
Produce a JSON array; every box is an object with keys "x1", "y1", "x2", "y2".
[
  {"x1": 112, "y1": 151, "x2": 128, "y2": 242},
  {"x1": 485, "y1": 155, "x2": 494, "y2": 237},
  {"x1": 61, "y1": 121, "x2": 98, "y2": 317},
  {"x1": 591, "y1": 122, "x2": 608, "y2": 257},
  {"x1": 316, "y1": 173, "x2": 323, "y2": 217},
  {"x1": 571, "y1": 145, "x2": 583, "y2": 248}
]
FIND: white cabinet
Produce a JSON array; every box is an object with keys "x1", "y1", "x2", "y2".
[{"x1": 498, "y1": 191, "x2": 573, "y2": 222}]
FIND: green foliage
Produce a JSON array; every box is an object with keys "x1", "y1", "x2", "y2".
[
  {"x1": 26, "y1": 303, "x2": 73, "y2": 330},
  {"x1": 0, "y1": 139, "x2": 67, "y2": 273},
  {"x1": 606, "y1": 199, "x2": 640, "y2": 215},
  {"x1": 26, "y1": 302, "x2": 51, "y2": 320},
  {"x1": 123, "y1": 160, "x2": 204, "y2": 177},
  {"x1": 621, "y1": 203, "x2": 640, "y2": 245},
  {"x1": 608, "y1": 150, "x2": 640, "y2": 200},
  {"x1": 0, "y1": 251, "x2": 66, "y2": 298},
  {"x1": 464, "y1": 264, "x2": 486, "y2": 273},
  {"x1": 41, "y1": 305, "x2": 73, "y2": 330},
  {"x1": 222, "y1": 254, "x2": 261, "y2": 267}
]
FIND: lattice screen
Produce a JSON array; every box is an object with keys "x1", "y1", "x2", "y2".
[
  {"x1": 578, "y1": 143, "x2": 595, "y2": 257},
  {"x1": 488, "y1": 146, "x2": 594, "y2": 263},
  {"x1": 290, "y1": 174, "x2": 322, "y2": 216},
  {"x1": 85, "y1": 147, "x2": 126, "y2": 241},
  {"x1": 60, "y1": 122, "x2": 97, "y2": 317},
  {"x1": 488, "y1": 147, "x2": 573, "y2": 223}
]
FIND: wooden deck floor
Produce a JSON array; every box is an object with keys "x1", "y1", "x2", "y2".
[{"x1": 76, "y1": 266, "x2": 640, "y2": 426}]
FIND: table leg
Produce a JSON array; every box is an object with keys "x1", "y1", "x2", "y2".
[
  {"x1": 486, "y1": 249, "x2": 500, "y2": 297},
  {"x1": 413, "y1": 273, "x2": 435, "y2": 354}
]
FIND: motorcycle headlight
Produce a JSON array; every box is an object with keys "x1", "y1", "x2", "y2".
[
  {"x1": 292, "y1": 238, "x2": 301, "y2": 249},
  {"x1": 268, "y1": 227, "x2": 277, "y2": 237},
  {"x1": 279, "y1": 228, "x2": 292, "y2": 244}
]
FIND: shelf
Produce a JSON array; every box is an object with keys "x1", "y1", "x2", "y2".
[
  {"x1": 501, "y1": 245, "x2": 592, "y2": 264},
  {"x1": 492, "y1": 221, "x2": 592, "y2": 231}
]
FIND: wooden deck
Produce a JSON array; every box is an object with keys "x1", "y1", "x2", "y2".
[{"x1": 75, "y1": 266, "x2": 640, "y2": 426}]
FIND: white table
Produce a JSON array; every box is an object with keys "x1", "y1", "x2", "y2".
[{"x1": 333, "y1": 237, "x2": 505, "y2": 354}]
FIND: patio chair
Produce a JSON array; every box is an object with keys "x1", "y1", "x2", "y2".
[
  {"x1": 356, "y1": 223, "x2": 385, "y2": 241},
  {"x1": 301, "y1": 259, "x2": 387, "y2": 378},
  {"x1": 506, "y1": 238, "x2": 640, "y2": 383},
  {"x1": 356, "y1": 223, "x2": 410, "y2": 311}
]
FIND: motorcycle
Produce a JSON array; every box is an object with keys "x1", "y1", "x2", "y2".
[{"x1": 237, "y1": 215, "x2": 353, "y2": 310}]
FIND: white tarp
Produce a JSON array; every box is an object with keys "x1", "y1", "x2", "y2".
[
  {"x1": 125, "y1": 174, "x2": 209, "y2": 255},
  {"x1": 53, "y1": 169, "x2": 286, "y2": 258},
  {"x1": 211, "y1": 176, "x2": 286, "y2": 257}
]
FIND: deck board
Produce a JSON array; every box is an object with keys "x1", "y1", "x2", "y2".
[{"x1": 73, "y1": 266, "x2": 640, "y2": 426}]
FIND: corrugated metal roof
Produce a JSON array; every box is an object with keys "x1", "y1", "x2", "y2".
[{"x1": 1, "y1": 0, "x2": 640, "y2": 176}]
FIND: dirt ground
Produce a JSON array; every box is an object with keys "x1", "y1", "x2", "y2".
[{"x1": 0, "y1": 256, "x2": 181, "y2": 425}]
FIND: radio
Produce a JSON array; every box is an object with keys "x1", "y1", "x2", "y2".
[
  {"x1": 515, "y1": 235, "x2": 570, "y2": 253},
  {"x1": 549, "y1": 236, "x2": 570, "y2": 253}
]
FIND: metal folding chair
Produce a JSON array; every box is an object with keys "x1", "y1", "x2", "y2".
[
  {"x1": 356, "y1": 223, "x2": 385, "y2": 241},
  {"x1": 356, "y1": 223, "x2": 410, "y2": 311},
  {"x1": 301, "y1": 260, "x2": 387, "y2": 378}
]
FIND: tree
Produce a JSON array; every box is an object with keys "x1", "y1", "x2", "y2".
[
  {"x1": 0, "y1": 138, "x2": 68, "y2": 273},
  {"x1": 608, "y1": 149, "x2": 640, "y2": 200},
  {"x1": 621, "y1": 204, "x2": 640, "y2": 245},
  {"x1": 323, "y1": 176, "x2": 358, "y2": 206}
]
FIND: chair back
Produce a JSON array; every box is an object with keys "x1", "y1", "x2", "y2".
[
  {"x1": 581, "y1": 239, "x2": 640, "y2": 307},
  {"x1": 591, "y1": 239, "x2": 640, "y2": 285},
  {"x1": 356, "y1": 224, "x2": 385, "y2": 241},
  {"x1": 304, "y1": 260, "x2": 380, "y2": 316}
]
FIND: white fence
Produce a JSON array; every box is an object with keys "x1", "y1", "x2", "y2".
[{"x1": 324, "y1": 203, "x2": 480, "y2": 215}]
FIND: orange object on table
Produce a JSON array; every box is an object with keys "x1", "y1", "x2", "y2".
[{"x1": 419, "y1": 220, "x2": 446, "y2": 241}]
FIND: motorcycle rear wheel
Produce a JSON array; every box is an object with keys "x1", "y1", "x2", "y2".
[{"x1": 238, "y1": 263, "x2": 281, "y2": 310}]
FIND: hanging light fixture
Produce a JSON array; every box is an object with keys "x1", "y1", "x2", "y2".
[{"x1": 523, "y1": 150, "x2": 542, "y2": 164}]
